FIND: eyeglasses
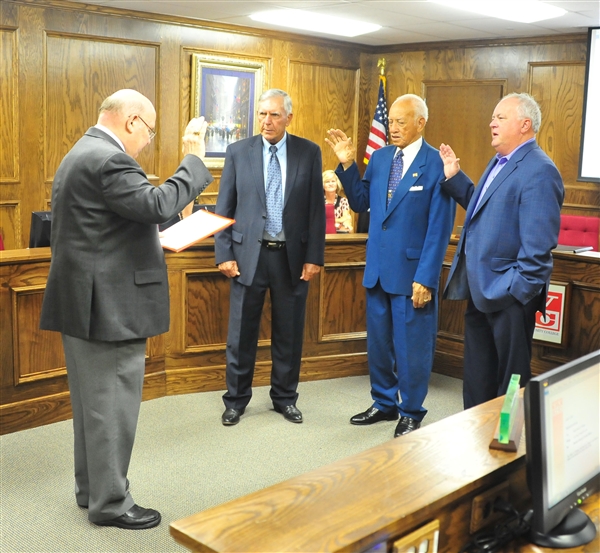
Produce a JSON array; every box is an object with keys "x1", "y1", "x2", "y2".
[{"x1": 136, "y1": 114, "x2": 156, "y2": 140}]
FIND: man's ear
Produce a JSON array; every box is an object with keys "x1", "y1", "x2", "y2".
[
  {"x1": 286, "y1": 113, "x2": 294, "y2": 127},
  {"x1": 125, "y1": 114, "x2": 136, "y2": 135}
]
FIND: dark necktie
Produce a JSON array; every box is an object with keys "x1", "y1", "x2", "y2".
[
  {"x1": 387, "y1": 150, "x2": 404, "y2": 208},
  {"x1": 265, "y1": 145, "x2": 283, "y2": 236}
]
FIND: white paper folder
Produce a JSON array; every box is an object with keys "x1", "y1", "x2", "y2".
[{"x1": 159, "y1": 208, "x2": 234, "y2": 252}]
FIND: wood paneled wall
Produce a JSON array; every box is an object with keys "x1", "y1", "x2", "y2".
[
  {"x1": 1, "y1": 0, "x2": 599, "y2": 434},
  {"x1": 355, "y1": 37, "x2": 598, "y2": 234},
  {"x1": 0, "y1": 0, "x2": 361, "y2": 247},
  {"x1": 1, "y1": 1, "x2": 598, "y2": 249},
  {"x1": 0, "y1": 238, "x2": 370, "y2": 434}
]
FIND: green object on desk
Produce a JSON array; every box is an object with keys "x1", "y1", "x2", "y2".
[{"x1": 498, "y1": 374, "x2": 521, "y2": 444}]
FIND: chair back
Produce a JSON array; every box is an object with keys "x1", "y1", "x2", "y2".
[{"x1": 558, "y1": 215, "x2": 599, "y2": 251}]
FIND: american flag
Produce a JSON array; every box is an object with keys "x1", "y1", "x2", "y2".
[{"x1": 364, "y1": 75, "x2": 388, "y2": 165}]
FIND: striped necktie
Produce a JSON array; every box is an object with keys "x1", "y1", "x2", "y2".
[
  {"x1": 265, "y1": 145, "x2": 283, "y2": 236},
  {"x1": 386, "y1": 150, "x2": 404, "y2": 208}
]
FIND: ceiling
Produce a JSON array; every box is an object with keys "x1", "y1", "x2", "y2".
[{"x1": 64, "y1": 0, "x2": 599, "y2": 47}]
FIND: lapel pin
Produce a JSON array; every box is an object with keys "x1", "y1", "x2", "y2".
[{"x1": 413, "y1": 173, "x2": 418, "y2": 177}]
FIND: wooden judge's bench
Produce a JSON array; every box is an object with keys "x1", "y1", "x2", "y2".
[
  {"x1": 169, "y1": 393, "x2": 600, "y2": 553},
  {"x1": 0, "y1": 236, "x2": 599, "y2": 435}
]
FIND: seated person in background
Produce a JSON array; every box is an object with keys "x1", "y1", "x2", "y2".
[{"x1": 323, "y1": 170, "x2": 353, "y2": 234}]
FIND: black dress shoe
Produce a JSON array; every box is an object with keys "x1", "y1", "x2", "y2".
[
  {"x1": 394, "y1": 416, "x2": 421, "y2": 437},
  {"x1": 222, "y1": 407, "x2": 245, "y2": 426},
  {"x1": 94, "y1": 504, "x2": 161, "y2": 530},
  {"x1": 350, "y1": 406, "x2": 398, "y2": 425},
  {"x1": 274, "y1": 404, "x2": 303, "y2": 423}
]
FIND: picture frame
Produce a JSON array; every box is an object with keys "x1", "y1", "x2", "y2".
[
  {"x1": 191, "y1": 53, "x2": 266, "y2": 168},
  {"x1": 533, "y1": 281, "x2": 571, "y2": 347}
]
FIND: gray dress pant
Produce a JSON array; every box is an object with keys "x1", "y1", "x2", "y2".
[{"x1": 62, "y1": 334, "x2": 146, "y2": 522}]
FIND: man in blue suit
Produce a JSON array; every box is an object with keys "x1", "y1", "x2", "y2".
[
  {"x1": 439, "y1": 92, "x2": 564, "y2": 409},
  {"x1": 326, "y1": 94, "x2": 455, "y2": 437}
]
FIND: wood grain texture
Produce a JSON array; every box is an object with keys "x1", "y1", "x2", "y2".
[
  {"x1": 169, "y1": 395, "x2": 526, "y2": 553},
  {"x1": 287, "y1": 61, "x2": 359, "y2": 173},
  {"x1": 0, "y1": 201, "x2": 22, "y2": 250},
  {"x1": 1, "y1": 1, "x2": 597, "y2": 250},
  {"x1": 0, "y1": 239, "x2": 369, "y2": 433},
  {"x1": 44, "y1": 34, "x2": 158, "y2": 183},
  {"x1": 0, "y1": 28, "x2": 18, "y2": 183},
  {"x1": 423, "y1": 80, "x2": 504, "y2": 231},
  {"x1": 319, "y1": 264, "x2": 366, "y2": 339}
]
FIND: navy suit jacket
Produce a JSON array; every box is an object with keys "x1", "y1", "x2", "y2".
[
  {"x1": 214, "y1": 133, "x2": 325, "y2": 287},
  {"x1": 337, "y1": 140, "x2": 455, "y2": 296},
  {"x1": 441, "y1": 140, "x2": 564, "y2": 313}
]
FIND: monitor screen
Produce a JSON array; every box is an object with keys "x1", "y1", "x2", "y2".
[
  {"x1": 29, "y1": 211, "x2": 52, "y2": 248},
  {"x1": 524, "y1": 350, "x2": 600, "y2": 548},
  {"x1": 579, "y1": 27, "x2": 600, "y2": 182}
]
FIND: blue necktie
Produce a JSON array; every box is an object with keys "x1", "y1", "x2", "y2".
[
  {"x1": 265, "y1": 145, "x2": 283, "y2": 236},
  {"x1": 472, "y1": 156, "x2": 508, "y2": 215},
  {"x1": 387, "y1": 150, "x2": 404, "y2": 208},
  {"x1": 463, "y1": 156, "x2": 508, "y2": 256}
]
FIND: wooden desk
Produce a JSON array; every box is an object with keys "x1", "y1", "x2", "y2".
[
  {"x1": 170, "y1": 394, "x2": 599, "y2": 553},
  {"x1": 2, "y1": 240, "x2": 598, "y2": 434},
  {"x1": 171, "y1": 396, "x2": 529, "y2": 552},
  {"x1": 0, "y1": 236, "x2": 369, "y2": 434}
]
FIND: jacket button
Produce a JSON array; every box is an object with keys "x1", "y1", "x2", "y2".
[{"x1": 383, "y1": 225, "x2": 387, "y2": 231}]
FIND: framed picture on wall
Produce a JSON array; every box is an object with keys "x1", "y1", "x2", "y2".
[
  {"x1": 533, "y1": 282, "x2": 571, "y2": 347},
  {"x1": 191, "y1": 54, "x2": 266, "y2": 168}
]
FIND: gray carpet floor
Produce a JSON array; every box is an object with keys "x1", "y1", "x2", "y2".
[{"x1": 0, "y1": 373, "x2": 463, "y2": 553}]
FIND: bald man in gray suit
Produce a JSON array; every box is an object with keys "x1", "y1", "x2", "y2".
[{"x1": 40, "y1": 89, "x2": 212, "y2": 529}]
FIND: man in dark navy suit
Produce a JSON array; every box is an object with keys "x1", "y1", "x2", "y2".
[
  {"x1": 215, "y1": 89, "x2": 325, "y2": 426},
  {"x1": 439, "y1": 92, "x2": 564, "y2": 409}
]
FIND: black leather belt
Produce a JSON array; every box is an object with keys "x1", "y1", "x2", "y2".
[{"x1": 262, "y1": 240, "x2": 286, "y2": 250}]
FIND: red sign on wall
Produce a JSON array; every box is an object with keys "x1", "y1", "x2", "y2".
[{"x1": 534, "y1": 284, "x2": 567, "y2": 345}]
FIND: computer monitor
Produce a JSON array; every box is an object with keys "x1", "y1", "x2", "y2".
[
  {"x1": 524, "y1": 350, "x2": 600, "y2": 548},
  {"x1": 29, "y1": 211, "x2": 52, "y2": 248}
]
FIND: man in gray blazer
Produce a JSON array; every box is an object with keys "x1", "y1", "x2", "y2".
[
  {"x1": 40, "y1": 89, "x2": 213, "y2": 529},
  {"x1": 215, "y1": 89, "x2": 325, "y2": 426}
]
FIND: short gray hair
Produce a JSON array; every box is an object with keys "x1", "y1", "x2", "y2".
[
  {"x1": 503, "y1": 92, "x2": 542, "y2": 133},
  {"x1": 258, "y1": 89, "x2": 293, "y2": 115},
  {"x1": 392, "y1": 94, "x2": 429, "y2": 122}
]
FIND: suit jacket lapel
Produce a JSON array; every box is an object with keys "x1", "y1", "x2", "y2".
[
  {"x1": 248, "y1": 135, "x2": 266, "y2": 207},
  {"x1": 472, "y1": 141, "x2": 538, "y2": 218},
  {"x1": 284, "y1": 134, "x2": 298, "y2": 208},
  {"x1": 385, "y1": 140, "x2": 427, "y2": 217},
  {"x1": 465, "y1": 157, "x2": 496, "y2": 223},
  {"x1": 378, "y1": 146, "x2": 396, "y2": 215}
]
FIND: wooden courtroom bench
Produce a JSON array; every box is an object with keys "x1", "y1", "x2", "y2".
[
  {"x1": 167, "y1": 396, "x2": 566, "y2": 552},
  {"x1": 170, "y1": 393, "x2": 599, "y2": 553}
]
